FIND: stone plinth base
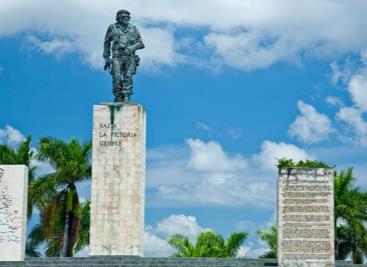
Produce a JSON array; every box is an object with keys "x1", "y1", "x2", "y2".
[
  {"x1": 0, "y1": 165, "x2": 28, "y2": 261},
  {"x1": 277, "y1": 168, "x2": 335, "y2": 267},
  {"x1": 90, "y1": 103, "x2": 146, "y2": 256}
]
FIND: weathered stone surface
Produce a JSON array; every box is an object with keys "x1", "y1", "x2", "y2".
[
  {"x1": 0, "y1": 165, "x2": 28, "y2": 261},
  {"x1": 90, "y1": 103, "x2": 146, "y2": 256},
  {"x1": 277, "y1": 168, "x2": 334, "y2": 267}
]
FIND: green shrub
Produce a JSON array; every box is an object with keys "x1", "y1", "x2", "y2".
[{"x1": 277, "y1": 158, "x2": 333, "y2": 169}]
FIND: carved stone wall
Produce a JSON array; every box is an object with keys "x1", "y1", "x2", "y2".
[
  {"x1": 277, "y1": 168, "x2": 334, "y2": 267},
  {"x1": 90, "y1": 103, "x2": 146, "y2": 256},
  {"x1": 0, "y1": 165, "x2": 28, "y2": 261}
]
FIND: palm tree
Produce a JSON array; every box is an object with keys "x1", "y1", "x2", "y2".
[
  {"x1": 168, "y1": 231, "x2": 247, "y2": 258},
  {"x1": 258, "y1": 225, "x2": 277, "y2": 258},
  {"x1": 29, "y1": 137, "x2": 91, "y2": 257},
  {"x1": 334, "y1": 168, "x2": 367, "y2": 263}
]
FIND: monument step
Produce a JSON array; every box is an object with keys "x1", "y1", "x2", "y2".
[
  {"x1": 0, "y1": 264, "x2": 270, "y2": 267},
  {"x1": 0, "y1": 258, "x2": 275, "y2": 267},
  {"x1": 0, "y1": 258, "x2": 363, "y2": 267},
  {"x1": 0, "y1": 263, "x2": 264, "y2": 267}
]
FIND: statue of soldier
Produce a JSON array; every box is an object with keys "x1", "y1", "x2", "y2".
[{"x1": 103, "y1": 9, "x2": 144, "y2": 102}]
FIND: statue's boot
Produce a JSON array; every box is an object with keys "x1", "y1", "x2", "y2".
[{"x1": 113, "y1": 84, "x2": 124, "y2": 102}]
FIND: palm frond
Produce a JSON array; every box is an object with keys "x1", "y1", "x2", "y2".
[
  {"x1": 74, "y1": 201, "x2": 90, "y2": 253},
  {"x1": 225, "y1": 232, "x2": 247, "y2": 257},
  {"x1": 168, "y1": 234, "x2": 194, "y2": 257},
  {"x1": 258, "y1": 226, "x2": 277, "y2": 258},
  {"x1": 26, "y1": 224, "x2": 45, "y2": 257}
]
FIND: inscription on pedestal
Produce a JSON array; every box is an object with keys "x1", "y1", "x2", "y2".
[
  {"x1": 277, "y1": 168, "x2": 334, "y2": 267},
  {"x1": 97, "y1": 123, "x2": 137, "y2": 146}
]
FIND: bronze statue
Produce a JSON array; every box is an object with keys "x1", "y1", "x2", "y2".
[{"x1": 103, "y1": 9, "x2": 144, "y2": 102}]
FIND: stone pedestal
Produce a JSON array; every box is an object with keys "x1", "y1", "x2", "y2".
[
  {"x1": 90, "y1": 103, "x2": 146, "y2": 256},
  {"x1": 0, "y1": 165, "x2": 28, "y2": 261},
  {"x1": 277, "y1": 168, "x2": 335, "y2": 267}
]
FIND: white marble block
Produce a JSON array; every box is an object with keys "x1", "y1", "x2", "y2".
[
  {"x1": 0, "y1": 165, "x2": 28, "y2": 261},
  {"x1": 277, "y1": 168, "x2": 335, "y2": 267},
  {"x1": 90, "y1": 103, "x2": 146, "y2": 256}
]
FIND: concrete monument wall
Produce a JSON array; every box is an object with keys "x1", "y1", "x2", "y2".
[
  {"x1": 90, "y1": 103, "x2": 146, "y2": 256},
  {"x1": 277, "y1": 168, "x2": 335, "y2": 267},
  {"x1": 0, "y1": 165, "x2": 28, "y2": 261}
]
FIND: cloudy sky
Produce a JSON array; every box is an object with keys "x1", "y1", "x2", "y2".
[{"x1": 1, "y1": 0, "x2": 367, "y2": 257}]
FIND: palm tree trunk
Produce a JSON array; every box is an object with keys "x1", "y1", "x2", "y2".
[
  {"x1": 334, "y1": 240, "x2": 339, "y2": 260},
  {"x1": 62, "y1": 210, "x2": 75, "y2": 257}
]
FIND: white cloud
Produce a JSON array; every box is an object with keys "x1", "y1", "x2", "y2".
[
  {"x1": 288, "y1": 101, "x2": 334, "y2": 144},
  {"x1": 27, "y1": 35, "x2": 75, "y2": 58},
  {"x1": 139, "y1": 26, "x2": 184, "y2": 69},
  {"x1": 348, "y1": 72, "x2": 367, "y2": 112},
  {"x1": 204, "y1": 31, "x2": 297, "y2": 72},
  {"x1": 152, "y1": 139, "x2": 276, "y2": 208},
  {"x1": 330, "y1": 53, "x2": 367, "y2": 113},
  {"x1": 144, "y1": 231, "x2": 174, "y2": 257},
  {"x1": 1, "y1": 1, "x2": 367, "y2": 71},
  {"x1": 147, "y1": 145, "x2": 186, "y2": 162},
  {"x1": 0, "y1": 1, "x2": 181, "y2": 69},
  {"x1": 328, "y1": 52, "x2": 367, "y2": 146},
  {"x1": 196, "y1": 121, "x2": 211, "y2": 131},
  {"x1": 146, "y1": 145, "x2": 196, "y2": 188},
  {"x1": 326, "y1": 96, "x2": 343, "y2": 107},
  {"x1": 186, "y1": 138, "x2": 247, "y2": 172},
  {"x1": 154, "y1": 214, "x2": 206, "y2": 240},
  {"x1": 330, "y1": 61, "x2": 344, "y2": 85},
  {"x1": 147, "y1": 139, "x2": 275, "y2": 209},
  {"x1": 144, "y1": 214, "x2": 207, "y2": 257},
  {"x1": 0, "y1": 125, "x2": 26, "y2": 146},
  {"x1": 157, "y1": 173, "x2": 275, "y2": 208},
  {"x1": 226, "y1": 127, "x2": 242, "y2": 140},
  {"x1": 253, "y1": 140, "x2": 313, "y2": 172},
  {"x1": 336, "y1": 107, "x2": 367, "y2": 146},
  {"x1": 330, "y1": 61, "x2": 355, "y2": 85}
]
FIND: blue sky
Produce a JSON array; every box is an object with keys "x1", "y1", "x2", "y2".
[{"x1": 1, "y1": 0, "x2": 367, "y2": 257}]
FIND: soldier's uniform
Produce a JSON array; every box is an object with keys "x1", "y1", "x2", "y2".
[{"x1": 103, "y1": 22, "x2": 144, "y2": 102}]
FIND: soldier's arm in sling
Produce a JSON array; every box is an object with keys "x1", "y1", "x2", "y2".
[{"x1": 128, "y1": 26, "x2": 145, "y2": 53}]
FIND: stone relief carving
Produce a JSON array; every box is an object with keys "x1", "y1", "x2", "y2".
[{"x1": 0, "y1": 168, "x2": 22, "y2": 244}]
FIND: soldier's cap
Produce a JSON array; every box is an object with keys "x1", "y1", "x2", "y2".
[{"x1": 116, "y1": 9, "x2": 130, "y2": 16}]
